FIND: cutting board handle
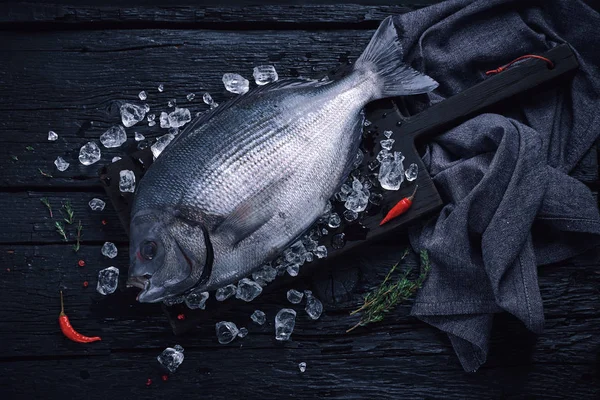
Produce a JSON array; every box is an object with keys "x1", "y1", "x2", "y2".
[{"x1": 399, "y1": 44, "x2": 578, "y2": 143}]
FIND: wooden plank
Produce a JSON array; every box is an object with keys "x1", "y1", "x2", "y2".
[
  {"x1": 0, "y1": 243, "x2": 598, "y2": 398},
  {"x1": 0, "y1": 29, "x2": 373, "y2": 189},
  {"x1": 0, "y1": 192, "x2": 127, "y2": 244},
  {"x1": 1, "y1": 352, "x2": 597, "y2": 399},
  {"x1": 0, "y1": 243, "x2": 597, "y2": 359},
  {"x1": 0, "y1": 2, "x2": 439, "y2": 26}
]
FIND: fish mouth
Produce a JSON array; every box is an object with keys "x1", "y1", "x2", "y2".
[{"x1": 126, "y1": 275, "x2": 150, "y2": 300}]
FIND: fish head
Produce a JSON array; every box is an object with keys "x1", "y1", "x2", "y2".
[{"x1": 127, "y1": 209, "x2": 210, "y2": 303}]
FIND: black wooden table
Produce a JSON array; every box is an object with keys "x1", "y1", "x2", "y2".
[{"x1": 0, "y1": 1, "x2": 598, "y2": 399}]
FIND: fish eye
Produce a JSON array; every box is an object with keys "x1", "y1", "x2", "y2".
[{"x1": 140, "y1": 240, "x2": 157, "y2": 260}]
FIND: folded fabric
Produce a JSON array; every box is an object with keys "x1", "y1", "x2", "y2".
[{"x1": 392, "y1": 0, "x2": 600, "y2": 371}]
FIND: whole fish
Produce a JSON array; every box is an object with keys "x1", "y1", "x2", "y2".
[{"x1": 128, "y1": 16, "x2": 437, "y2": 302}]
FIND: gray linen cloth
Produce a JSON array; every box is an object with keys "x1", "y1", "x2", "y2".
[{"x1": 392, "y1": 0, "x2": 600, "y2": 371}]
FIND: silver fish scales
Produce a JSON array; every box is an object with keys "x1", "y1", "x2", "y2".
[{"x1": 128, "y1": 17, "x2": 437, "y2": 302}]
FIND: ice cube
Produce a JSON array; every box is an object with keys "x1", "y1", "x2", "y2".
[
  {"x1": 383, "y1": 130, "x2": 393, "y2": 138},
  {"x1": 160, "y1": 112, "x2": 170, "y2": 128},
  {"x1": 168, "y1": 108, "x2": 191, "y2": 128},
  {"x1": 215, "y1": 284, "x2": 237, "y2": 301},
  {"x1": 331, "y1": 233, "x2": 346, "y2": 249},
  {"x1": 119, "y1": 170, "x2": 136, "y2": 193},
  {"x1": 353, "y1": 150, "x2": 364, "y2": 168},
  {"x1": 252, "y1": 265, "x2": 277, "y2": 286},
  {"x1": 380, "y1": 139, "x2": 395, "y2": 151},
  {"x1": 158, "y1": 83, "x2": 164, "y2": 92},
  {"x1": 78, "y1": 141, "x2": 101, "y2": 165},
  {"x1": 120, "y1": 103, "x2": 146, "y2": 128},
  {"x1": 100, "y1": 125, "x2": 127, "y2": 148},
  {"x1": 305, "y1": 293, "x2": 323, "y2": 320},
  {"x1": 251, "y1": 310, "x2": 266, "y2": 325},
  {"x1": 101, "y1": 242, "x2": 118, "y2": 258},
  {"x1": 167, "y1": 99, "x2": 176, "y2": 108},
  {"x1": 298, "y1": 362, "x2": 307, "y2": 373},
  {"x1": 313, "y1": 245, "x2": 327, "y2": 259},
  {"x1": 54, "y1": 156, "x2": 70, "y2": 172},
  {"x1": 367, "y1": 159, "x2": 380, "y2": 171},
  {"x1": 369, "y1": 192, "x2": 383, "y2": 205},
  {"x1": 222, "y1": 73, "x2": 249, "y2": 94},
  {"x1": 345, "y1": 178, "x2": 370, "y2": 212},
  {"x1": 203, "y1": 92, "x2": 218, "y2": 108},
  {"x1": 301, "y1": 235, "x2": 318, "y2": 252},
  {"x1": 147, "y1": 113, "x2": 156, "y2": 122},
  {"x1": 328, "y1": 213, "x2": 341, "y2": 229},
  {"x1": 168, "y1": 127, "x2": 179, "y2": 136},
  {"x1": 236, "y1": 278, "x2": 263, "y2": 302},
  {"x1": 112, "y1": 156, "x2": 121, "y2": 163},
  {"x1": 216, "y1": 321, "x2": 239, "y2": 344},
  {"x1": 305, "y1": 252, "x2": 314, "y2": 263},
  {"x1": 88, "y1": 198, "x2": 105, "y2": 211},
  {"x1": 253, "y1": 65, "x2": 279, "y2": 85},
  {"x1": 157, "y1": 345, "x2": 184, "y2": 373},
  {"x1": 378, "y1": 151, "x2": 405, "y2": 191},
  {"x1": 163, "y1": 296, "x2": 185, "y2": 307},
  {"x1": 343, "y1": 209, "x2": 358, "y2": 222},
  {"x1": 286, "y1": 264, "x2": 300, "y2": 277},
  {"x1": 275, "y1": 308, "x2": 296, "y2": 341},
  {"x1": 376, "y1": 149, "x2": 392, "y2": 163},
  {"x1": 405, "y1": 163, "x2": 418, "y2": 181},
  {"x1": 284, "y1": 241, "x2": 307, "y2": 265},
  {"x1": 184, "y1": 290, "x2": 209, "y2": 310},
  {"x1": 96, "y1": 266, "x2": 119, "y2": 295},
  {"x1": 186, "y1": 93, "x2": 195, "y2": 101},
  {"x1": 133, "y1": 132, "x2": 144, "y2": 142},
  {"x1": 138, "y1": 90, "x2": 147, "y2": 101},
  {"x1": 238, "y1": 327, "x2": 248, "y2": 338},
  {"x1": 363, "y1": 120, "x2": 372, "y2": 127},
  {"x1": 321, "y1": 228, "x2": 329, "y2": 235},
  {"x1": 48, "y1": 130, "x2": 58, "y2": 141},
  {"x1": 287, "y1": 289, "x2": 304, "y2": 304},
  {"x1": 151, "y1": 134, "x2": 175, "y2": 159}
]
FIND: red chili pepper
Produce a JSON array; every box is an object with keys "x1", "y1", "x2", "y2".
[
  {"x1": 161, "y1": 375, "x2": 169, "y2": 382},
  {"x1": 101, "y1": 220, "x2": 108, "y2": 226},
  {"x1": 83, "y1": 281, "x2": 89, "y2": 288},
  {"x1": 146, "y1": 378, "x2": 152, "y2": 386},
  {"x1": 58, "y1": 291, "x2": 101, "y2": 343},
  {"x1": 177, "y1": 313, "x2": 185, "y2": 320},
  {"x1": 78, "y1": 260, "x2": 85, "y2": 267},
  {"x1": 379, "y1": 185, "x2": 418, "y2": 226}
]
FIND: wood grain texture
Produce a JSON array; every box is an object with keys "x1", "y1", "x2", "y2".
[
  {"x1": 0, "y1": 244, "x2": 598, "y2": 398},
  {"x1": 0, "y1": 29, "x2": 373, "y2": 188},
  {"x1": 0, "y1": 1, "x2": 599, "y2": 399},
  {"x1": 0, "y1": 1, "x2": 439, "y2": 27}
]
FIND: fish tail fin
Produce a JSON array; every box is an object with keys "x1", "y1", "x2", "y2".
[{"x1": 355, "y1": 16, "x2": 438, "y2": 99}]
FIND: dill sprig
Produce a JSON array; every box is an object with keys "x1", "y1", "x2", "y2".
[
  {"x1": 347, "y1": 249, "x2": 431, "y2": 333},
  {"x1": 55, "y1": 221, "x2": 68, "y2": 242},
  {"x1": 40, "y1": 197, "x2": 53, "y2": 218},
  {"x1": 25, "y1": 146, "x2": 34, "y2": 151},
  {"x1": 61, "y1": 201, "x2": 75, "y2": 224},
  {"x1": 73, "y1": 220, "x2": 82, "y2": 252},
  {"x1": 38, "y1": 168, "x2": 53, "y2": 178}
]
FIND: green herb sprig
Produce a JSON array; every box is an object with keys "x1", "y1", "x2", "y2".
[
  {"x1": 72, "y1": 220, "x2": 82, "y2": 252},
  {"x1": 40, "y1": 197, "x2": 53, "y2": 217},
  {"x1": 55, "y1": 221, "x2": 68, "y2": 242},
  {"x1": 38, "y1": 168, "x2": 53, "y2": 178},
  {"x1": 61, "y1": 201, "x2": 75, "y2": 224},
  {"x1": 347, "y1": 249, "x2": 431, "y2": 333}
]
